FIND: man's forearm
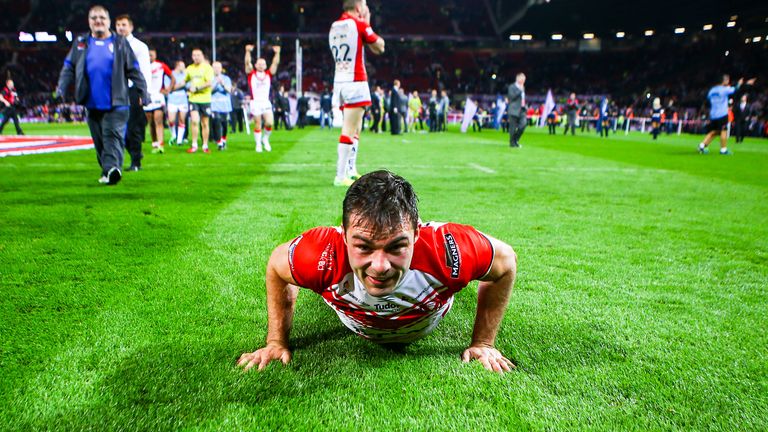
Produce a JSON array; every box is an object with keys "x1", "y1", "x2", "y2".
[
  {"x1": 470, "y1": 274, "x2": 513, "y2": 347},
  {"x1": 264, "y1": 267, "x2": 298, "y2": 346},
  {"x1": 244, "y1": 52, "x2": 253, "y2": 73}
]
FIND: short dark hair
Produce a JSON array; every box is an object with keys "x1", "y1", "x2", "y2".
[
  {"x1": 342, "y1": 170, "x2": 419, "y2": 235},
  {"x1": 114, "y1": 14, "x2": 132, "y2": 24}
]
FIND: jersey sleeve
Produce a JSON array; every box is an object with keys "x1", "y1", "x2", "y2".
[
  {"x1": 414, "y1": 223, "x2": 495, "y2": 292},
  {"x1": 356, "y1": 19, "x2": 379, "y2": 44},
  {"x1": 288, "y1": 227, "x2": 348, "y2": 293},
  {"x1": 161, "y1": 62, "x2": 173, "y2": 78}
]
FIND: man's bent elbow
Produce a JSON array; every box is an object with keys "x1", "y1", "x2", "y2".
[{"x1": 497, "y1": 242, "x2": 518, "y2": 281}]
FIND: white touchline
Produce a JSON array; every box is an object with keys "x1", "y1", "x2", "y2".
[{"x1": 468, "y1": 163, "x2": 496, "y2": 174}]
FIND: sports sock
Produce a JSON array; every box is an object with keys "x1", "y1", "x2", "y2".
[
  {"x1": 699, "y1": 142, "x2": 706, "y2": 150},
  {"x1": 337, "y1": 134, "x2": 354, "y2": 179},
  {"x1": 264, "y1": 126, "x2": 272, "y2": 140},
  {"x1": 720, "y1": 147, "x2": 728, "y2": 154},
  {"x1": 177, "y1": 126, "x2": 186, "y2": 143}
]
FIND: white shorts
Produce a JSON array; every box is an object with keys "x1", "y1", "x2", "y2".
[
  {"x1": 250, "y1": 100, "x2": 273, "y2": 117},
  {"x1": 167, "y1": 102, "x2": 189, "y2": 114},
  {"x1": 143, "y1": 92, "x2": 166, "y2": 112},
  {"x1": 332, "y1": 81, "x2": 371, "y2": 109}
]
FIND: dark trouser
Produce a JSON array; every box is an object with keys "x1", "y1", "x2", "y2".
[
  {"x1": 87, "y1": 108, "x2": 129, "y2": 176},
  {"x1": 509, "y1": 114, "x2": 526, "y2": 146},
  {"x1": 320, "y1": 110, "x2": 332, "y2": 128},
  {"x1": 370, "y1": 110, "x2": 381, "y2": 132},
  {"x1": 230, "y1": 108, "x2": 244, "y2": 132},
  {"x1": 734, "y1": 118, "x2": 746, "y2": 142},
  {"x1": 211, "y1": 112, "x2": 229, "y2": 142},
  {"x1": 297, "y1": 112, "x2": 307, "y2": 129},
  {"x1": 125, "y1": 87, "x2": 147, "y2": 168},
  {"x1": 389, "y1": 110, "x2": 401, "y2": 135},
  {"x1": 0, "y1": 106, "x2": 23, "y2": 134},
  {"x1": 564, "y1": 112, "x2": 577, "y2": 135}
]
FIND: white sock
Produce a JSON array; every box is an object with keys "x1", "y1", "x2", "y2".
[
  {"x1": 191, "y1": 142, "x2": 198, "y2": 149},
  {"x1": 337, "y1": 144, "x2": 352, "y2": 179},
  {"x1": 255, "y1": 131, "x2": 262, "y2": 146},
  {"x1": 178, "y1": 127, "x2": 186, "y2": 142},
  {"x1": 347, "y1": 142, "x2": 359, "y2": 175},
  {"x1": 699, "y1": 142, "x2": 706, "y2": 149},
  {"x1": 720, "y1": 147, "x2": 728, "y2": 153},
  {"x1": 264, "y1": 128, "x2": 272, "y2": 141}
]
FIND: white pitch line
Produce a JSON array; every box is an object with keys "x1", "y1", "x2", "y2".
[{"x1": 468, "y1": 163, "x2": 496, "y2": 174}]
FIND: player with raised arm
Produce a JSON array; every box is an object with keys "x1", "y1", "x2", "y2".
[
  {"x1": 698, "y1": 75, "x2": 756, "y2": 155},
  {"x1": 145, "y1": 48, "x2": 174, "y2": 153},
  {"x1": 329, "y1": 0, "x2": 385, "y2": 187},
  {"x1": 245, "y1": 44, "x2": 280, "y2": 153},
  {"x1": 167, "y1": 61, "x2": 189, "y2": 145}
]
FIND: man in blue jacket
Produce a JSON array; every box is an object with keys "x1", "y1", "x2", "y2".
[{"x1": 56, "y1": 5, "x2": 147, "y2": 185}]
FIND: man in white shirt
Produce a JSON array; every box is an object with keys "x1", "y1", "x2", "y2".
[{"x1": 115, "y1": 14, "x2": 151, "y2": 171}]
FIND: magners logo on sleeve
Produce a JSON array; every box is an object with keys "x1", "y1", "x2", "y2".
[{"x1": 443, "y1": 233, "x2": 461, "y2": 279}]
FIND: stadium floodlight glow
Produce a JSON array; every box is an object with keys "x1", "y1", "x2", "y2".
[
  {"x1": 35, "y1": 32, "x2": 57, "y2": 42},
  {"x1": 752, "y1": 36, "x2": 762, "y2": 42},
  {"x1": 509, "y1": 34, "x2": 521, "y2": 41},
  {"x1": 522, "y1": 34, "x2": 533, "y2": 40},
  {"x1": 644, "y1": 30, "x2": 654, "y2": 37},
  {"x1": 703, "y1": 24, "x2": 713, "y2": 31},
  {"x1": 492, "y1": 73, "x2": 497, "y2": 80},
  {"x1": 18, "y1": 32, "x2": 34, "y2": 42},
  {"x1": 674, "y1": 27, "x2": 685, "y2": 34},
  {"x1": 744, "y1": 38, "x2": 750, "y2": 44},
  {"x1": 583, "y1": 33, "x2": 595, "y2": 40},
  {"x1": 727, "y1": 21, "x2": 736, "y2": 28},
  {"x1": 65, "y1": 31, "x2": 72, "y2": 42},
  {"x1": 725, "y1": 50, "x2": 729, "y2": 56},
  {"x1": 551, "y1": 33, "x2": 563, "y2": 40},
  {"x1": 616, "y1": 31, "x2": 625, "y2": 38}
]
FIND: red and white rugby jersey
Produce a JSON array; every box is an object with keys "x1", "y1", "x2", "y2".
[
  {"x1": 288, "y1": 222, "x2": 494, "y2": 343},
  {"x1": 248, "y1": 70, "x2": 272, "y2": 103},
  {"x1": 328, "y1": 12, "x2": 379, "y2": 83},
  {"x1": 148, "y1": 61, "x2": 172, "y2": 95}
]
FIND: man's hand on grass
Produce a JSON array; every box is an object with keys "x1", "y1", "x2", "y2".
[
  {"x1": 237, "y1": 343, "x2": 291, "y2": 372},
  {"x1": 461, "y1": 345, "x2": 515, "y2": 373}
]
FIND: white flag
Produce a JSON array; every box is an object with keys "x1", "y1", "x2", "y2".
[
  {"x1": 539, "y1": 89, "x2": 555, "y2": 127},
  {"x1": 461, "y1": 97, "x2": 478, "y2": 133}
]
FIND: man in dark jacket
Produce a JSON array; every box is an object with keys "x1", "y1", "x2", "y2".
[
  {"x1": 733, "y1": 94, "x2": 752, "y2": 143},
  {"x1": 56, "y1": 5, "x2": 147, "y2": 185},
  {"x1": 389, "y1": 80, "x2": 402, "y2": 135},
  {"x1": 507, "y1": 73, "x2": 526, "y2": 147},
  {"x1": 369, "y1": 85, "x2": 382, "y2": 133}
]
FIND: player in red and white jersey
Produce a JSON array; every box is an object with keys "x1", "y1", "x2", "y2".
[
  {"x1": 238, "y1": 170, "x2": 518, "y2": 373},
  {"x1": 245, "y1": 44, "x2": 280, "y2": 153},
  {"x1": 329, "y1": 0, "x2": 385, "y2": 187},
  {"x1": 145, "y1": 49, "x2": 174, "y2": 153}
]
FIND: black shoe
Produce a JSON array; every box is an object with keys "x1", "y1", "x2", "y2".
[{"x1": 107, "y1": 167, "x2": 122, "y2": 185}]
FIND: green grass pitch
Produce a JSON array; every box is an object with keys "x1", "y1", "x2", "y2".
[{"x1": 1, "y1": 122, "x2": 766, "y2": 431}]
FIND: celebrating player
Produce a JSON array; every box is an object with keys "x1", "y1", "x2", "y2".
[
  {"x1": 698, "y1": 74, "x2": 756, "y2": 155},
  {"x1": 167, "y1": 61, "x2": 189, "y2": 145},
  {"x1": 237, "y1": 170, "x2": 518, "y2": 373},
  {"x1": 244, "y1": 44, "x2": 280, "y2": 153},
  {"x1": 145, "y1": 48, "x2": 174, "y2": 153},
  {"x1": 329, "y1": 0, "x2": 385, "y2": 186}
]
